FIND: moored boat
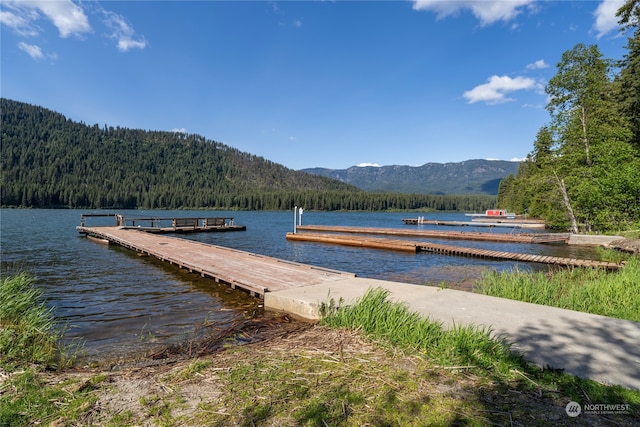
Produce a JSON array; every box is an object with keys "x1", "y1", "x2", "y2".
[{"x1": 465, "y1": 209, "x2": 517, "y2": 219}]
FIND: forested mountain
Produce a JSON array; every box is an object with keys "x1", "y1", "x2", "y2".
[
  {"x1": 303, "y1": 160, "x2": 518, "y2": 195},
  {"x1": 497, "y1": 0, "x2": 640, "y2": 233},
  {"x1": 0, "y1": 99, "x2": 496, "y2": 211}
]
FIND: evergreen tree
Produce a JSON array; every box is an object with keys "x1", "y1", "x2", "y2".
[
  {"x1": 616, "y1": 0, "x2": 640, "y2": 150},
  {"x1": 499, "y1": 37, "x2": 640, "y2": 232}
]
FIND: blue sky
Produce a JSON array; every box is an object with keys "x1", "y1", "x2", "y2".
[{"x1": 0, "y1": 1, "x2": 632, "y2": 170}]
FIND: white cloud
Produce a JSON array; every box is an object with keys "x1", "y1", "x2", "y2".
[
  {"x1": 486, "y1": 157, "x2": 525, "y2": 162},
  {"x1": 33, "y1": 0, "x2": 91, "y2": 38},
  {"x1": 526, "y1": 59, "x2": 548, "y2": 70},
  {"x1": 17, "y1": 41, "x2": 43, "y2": 59},
  {"x1": 101, "y1": 9, "x2": 147, "y2": 52},
  {"x1": 463, "y1": 75, "x2": 537, "y2": 105},
  {"x1": 356, "y1": 163, "x2": 381, "y2": 167},
  {"x1": 0, "y1": 8, "x2": 39, "y2": 36},
  {"x1": 171, "y1": 128, "x2": 187, "y2": 133},
  {"x1": 412, "y1": 0, "x2": 535, "y2": 26},
  {"x1": 593, "y1": 0, "x2": 624, "y2": 38},
  {"x1": 1, "y1": 0, "x2": 146, "y2": 52},
  {"x1": 1, "y1": 0, "x2": 92, "y2": 38}
]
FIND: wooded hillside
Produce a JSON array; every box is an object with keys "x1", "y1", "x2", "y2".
[{"x1": 0, "y1": 99, "x2": 495, "y2": 211}]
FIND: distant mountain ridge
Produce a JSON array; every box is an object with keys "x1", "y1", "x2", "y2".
[{"x1": 302, "y1": 160, "x2": 520, "y2": 195}]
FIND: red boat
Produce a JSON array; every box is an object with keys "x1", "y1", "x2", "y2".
[{"x1": 465, "y1": 209, "x2": 517, "y2": 219}]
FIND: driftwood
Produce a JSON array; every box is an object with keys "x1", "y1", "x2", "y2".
[{"x1": 146, "y1": 315, "x2": 303, "y2": 360}]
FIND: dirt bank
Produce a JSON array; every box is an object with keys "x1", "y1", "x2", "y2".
[{"x1": 29, "y1": 314, "x2": 637, "y2": 426}]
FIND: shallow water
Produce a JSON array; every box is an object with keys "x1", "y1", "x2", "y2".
[{"x1": 0, "y1": 209, "x2": 601, "y2": 357}]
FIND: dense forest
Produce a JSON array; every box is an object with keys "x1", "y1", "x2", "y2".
[
  {"x1": 498, "y1": 0, "x2": 640, "y2": 233},
  {"x1": 0, "y1": 98, "x2": 495, "y2": 212}
]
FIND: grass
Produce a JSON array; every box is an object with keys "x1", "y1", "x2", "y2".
[
  {"x1": 0, "y1": 371, "x2": 105, "y2": 427},
  {"x1": 194, "y1": 328, "x2": 492, "y2": 426},
  {"x1": 0, "y1": 272, "x2": 66, "y2": 369},
  {"x1": 194, "y1": 289, "x2": 639, "y2": 426},
  {"x1": 0, "y1": 272, "x2": 94, "y2": 427},
  {"x1": 476, "y1": 256, "x2": 640, "y2": 322},
  {"x1": 321, "y1": 289, "x2": 640, "y2": 417},
  {"x1": 2, "y1": 273, "x2": 639, "y2": 426},
  {"x1": 321, "y1": 288, "x2": 520, "y2": 374}
]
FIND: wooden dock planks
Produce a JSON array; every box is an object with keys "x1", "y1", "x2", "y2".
[
  {"x1": 78, "y1": 226, "x2": 356, "y2": 297},
  {"x1": 402, "y1": 218, "x2": 547, "y2": 229},
  {"x1": 295, "y1": 225, "x2": 569, "y2": 244},
  {"x1": 134, "y1": 224, "x2": 247, "y2": 234},
  {"x1": 287, "y1": 232, "x2": 418, "y2": 252},
  {"x1": 287, "y1": 231, "x2": 623, "y2": 270},
  {"x1": 80, "y1": 214, "x2": 246, "y2": 234}
]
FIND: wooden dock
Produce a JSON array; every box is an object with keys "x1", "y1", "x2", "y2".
[
  {"x1": 286, "y1": 232, "x2": 623, "y2": 270},
  {"x1": 80, "y1": 214, "x2": 247, "y2": 234},
  {"x1": 403, "y1": 217, "x2": 546, "y2": 229},
  {"x1": 77, "y1": 226, "x2": 356, "y2": 297},
  {"x1": 295, "y1": 225, "x2": 568, "y2": 244}
]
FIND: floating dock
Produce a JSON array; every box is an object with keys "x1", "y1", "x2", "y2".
[
  {"x1": 295, "y1": 225, "x2": 568, "y2": 244},
  {"x1": 286, "y1": 231, "x2": 622, "y2": 270},
  {"x1": 403, "y1": 217, "x2": 546, "y2": 229},
  {"x1": 80, "y1": 213, "x2": 246, "y2": 234},
  {"x1": 77, "y1": 225, "x2": 355, "y2": 297}
]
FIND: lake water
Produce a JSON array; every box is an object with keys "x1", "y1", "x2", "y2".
[{"x1": 0, "y1": 209, "x2": 601, "y2": 359}]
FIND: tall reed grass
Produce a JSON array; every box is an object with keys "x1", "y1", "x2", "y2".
[
  {"x1": 476, "y1": 257, "x2": 640, "y2": 322},
  {"x1": 0, "y1": 272, "x2": 66, "y2": 369}
]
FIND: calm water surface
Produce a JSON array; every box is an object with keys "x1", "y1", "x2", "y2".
[{"x1": 0, "y1": 209, "x2": 601, "y2": 358}]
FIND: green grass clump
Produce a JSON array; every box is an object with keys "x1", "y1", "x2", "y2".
[
  {"x1": 0, "y1": 272, "x2": 65, "y2": 369},
  {"x1": 476, "y1": 257, "x2": 640, "y2": 322},
  {"x1": 0, "y1": 370, "x2": 104, "y2": 427},
  {"x1": 321, "y1": 288, "x2": 523, "y2": 374},
  {"x1": 0, "y1": 273, "x2": 97, "y2": 427},
  {"x1": 317, "y1": 288, "x2": 639, "y2": 423}
]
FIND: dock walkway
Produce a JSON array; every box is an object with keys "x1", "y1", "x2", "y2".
[
  {"x1": 296, "y1": 224, "x2": 568, "y2": 244},
  {"x1": 287, "y1": 230, "x2": 622, "y2": 270},
  {"x1": 80, "y1": 213, "x2": 246, "y2": 234},
  {"x1": 403, "y1": 217, "x2": 546, "y2": 229},
  {"x1": 77, "y1": 226, "x2": 355, "y2": 297}
]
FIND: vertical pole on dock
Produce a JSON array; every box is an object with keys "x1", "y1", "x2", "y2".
[
  {"x1": 299, "y1": 207, "x2": 303, "y2": 226},
  {"x1": 293, "y1": 206, "x2": 297, "y2": 234}
]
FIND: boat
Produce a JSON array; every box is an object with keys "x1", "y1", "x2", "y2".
[{"x1": 465, "y1": 209, "x2": 517, "y2": 219}]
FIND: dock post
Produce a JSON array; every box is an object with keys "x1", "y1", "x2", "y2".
[{"x1": 293, "y1": 206, "x2": 297, "y2": 234}]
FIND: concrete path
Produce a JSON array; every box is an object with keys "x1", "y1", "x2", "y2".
[{"x1": 265, "y1": 278, "x2": 640, "y2": 390}]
